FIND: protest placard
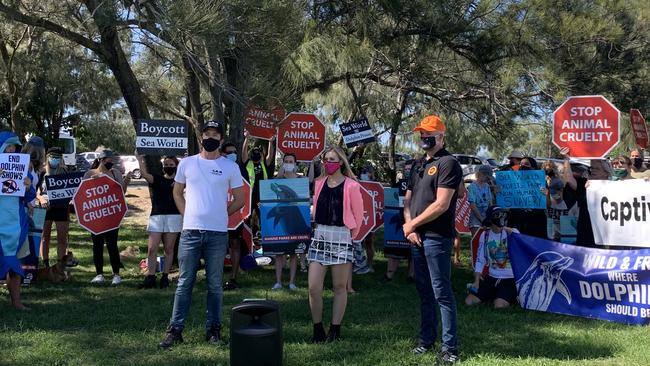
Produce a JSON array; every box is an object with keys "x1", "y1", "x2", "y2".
[
  {"x1": 339, "y1": 118, "x2": 376, "y2": 148},
  {"x1": 45, "y1": 172, "x2": 85, "y2": 207},
  {"x1": 495, "y1": 170, "x2": 546, "y2": 209},
  {"x1": 0, "y1": 153, "x2": 30, "y2": 197},
  {"x1": 383, "y1": 187, "x2": 410, "y2": 259},
  {"x1": 136, "y1": 119, "x2": 188, "y2": 156}
]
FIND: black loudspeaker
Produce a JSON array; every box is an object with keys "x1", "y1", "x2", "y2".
[{"x1": 230, "y1": 299, "x2": 282, "y2": 366}]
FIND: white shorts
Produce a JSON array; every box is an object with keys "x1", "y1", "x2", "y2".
[{"x1": 147, "y1": 215, "x2": 183, "y2": 233}]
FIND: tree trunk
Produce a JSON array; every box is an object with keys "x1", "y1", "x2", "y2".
[
  {"x1": 223, "y1": 55, "x2": 245, "y2": 156},
  {"x1": 181, "y1": 54, "x2": 205, "y2": 147},
  {"x1": 205, "y1": 45, "x2": 225, "y2": 122},
  {"x1": 387, "y1": 90, "x2": 409, "y2": 184}
]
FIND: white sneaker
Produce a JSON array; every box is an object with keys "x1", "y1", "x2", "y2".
[
  {"x1": 111, "y1": 275, "x2": 122, "y2": 286},
  {"x1": 90, "y1": 274, "x2": 105, "y2": 284},
  {"x1": 271, "y1": 283, "x2": 283, "y2": 290},
  {"x1": 288, "y1": 283, "x2": 298, "y2": 291}
]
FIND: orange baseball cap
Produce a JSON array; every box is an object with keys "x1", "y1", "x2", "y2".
[{"x1": 413, "y1": 115, "x2": 446, "y2": 133}]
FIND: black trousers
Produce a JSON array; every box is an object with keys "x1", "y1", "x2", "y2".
[{"x1": 91, "y1": 229, "x2": 121, "y2": 275}]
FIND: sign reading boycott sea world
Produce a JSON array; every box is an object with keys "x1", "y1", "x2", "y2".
[
  {"x1": 136, "y1": 119, "x2": 188, "y2": 156},
  {"x1": 586, "y1": 180, "x2": 650, "y2": 248},
  {"x1": 45, "y1": 172, "x2": 85, "y2": 206},
  {"x1": 455, "y1": 193, "x2": 471, "y2": 234},
  {"x1": 340, "y1": 118, "x2": 376, "y2": 148},
  {"x1": 383, "y1": 188, "x2": 410, "y2": 259},
  {"x1": 73, "y1": 175, "x2": 127, "y2": 235},
  {"x1": 353, "y1": 185, "x2": 376, "y2": 241},
  {"x1": 277, "y1": 112, "x2": 325, "y2": 162},
  {"x1": 227, "y1": 179, "x2": 251, "y2": 230},
  {"x1": 509, "y1": 232, "x2": 650, "y2": 325},
  {"x1": 495, "y1": 170, "x2": 546, "y2": 209},
  {"x1": 0, "y1": 153, "x2": 30, "y2": 197},
  {"x1": 259, "y1": 178, "x2": 311, "y2": 255},
  {"x1": 630, "y1": 109, "x2": 648, "y2": 149},
  {"x1": 553, "y1": 95, "x2": 620, "y2": 158},
  {"x1": 244, "y1": 105, "x2": 285, "y2": 140},
  {"x1": 360, "y1": 181, "x2": 384, "y2": 231}
]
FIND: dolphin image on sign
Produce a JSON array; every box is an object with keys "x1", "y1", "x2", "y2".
[
  {"x1": 517, "y1": 251, "x2": 573, "y2": 311},
  {"x1": 270, "y1": 183, "x2": 299, "y2": 200},
  {"x1": 266, "y1": 205, "x2": 311, "y2": 234},
  {"x1": 388, "y1": 211, "x2": 405, "y2": 235}
]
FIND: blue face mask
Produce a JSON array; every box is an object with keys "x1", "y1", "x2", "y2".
[
  {"x1": 226, "y1": 153, "x2": 237, "y2": 162},
  {"x1": 49, "y1": 158, "x2": 60, "y2": 168}
]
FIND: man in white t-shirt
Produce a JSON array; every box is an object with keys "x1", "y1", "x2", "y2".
[
  {"x1": 465, "y1": 205, "x2": 519, "y2": 309},
  {"x1": 159, "y1": 121, "x2": 245, "y2": 349}
]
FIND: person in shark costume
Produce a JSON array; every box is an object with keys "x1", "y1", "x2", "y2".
[{"x1": 516, "y1": 251, "x2": 573, "y2": 311}]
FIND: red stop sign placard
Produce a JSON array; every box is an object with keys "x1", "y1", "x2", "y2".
[
  {"x1": 277, "y1": 112, "x2": 326, "y2": 162},
  {"x1": 353, "y1": 184, "x2": 376, "y2": 242},
  {"x1": 553, "y1": 95, "x2": 620, "y2": 158},
  {"x1": 630, "y1": 109, "x2": 648, "y2": 149},
  {"x1": 244, "y1": 105, "x2": 285, "y2": 140},
  {"x1": 73, "y1": 175, "x2": 127, "y2": 235},
  {"x1": 228, "y1": 179, "x2": 251, "y2": 230},
  {"x1": 360, "y1": 181, "x2": 384, "y2": 232},
  {"x1": 455, "y1": 193, "x2": 471, "y2": 234}
]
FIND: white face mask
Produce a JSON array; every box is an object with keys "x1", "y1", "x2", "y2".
[
  {"x1": 283, "y1": 163, "x2": 295, "y2": 172},
  {"x1": 360, "y1": 174, "x2": 370, "y2": 181}
]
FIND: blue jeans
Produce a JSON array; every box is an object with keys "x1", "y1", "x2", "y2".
[
  {"x1": 169, "y1": 230, "x2": 228, "y2": 331},
  {"x1": 411, "y1": 236, "x2": 458, "y2": 353}
]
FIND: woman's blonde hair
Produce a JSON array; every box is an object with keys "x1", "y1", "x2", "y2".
[{"x1": 319, "y1": 146, "x2": 356, "y2": 180}]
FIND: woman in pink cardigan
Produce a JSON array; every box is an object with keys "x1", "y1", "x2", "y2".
[{"x1": 308, "y1": 147, "x2": 364, "y2": 343}]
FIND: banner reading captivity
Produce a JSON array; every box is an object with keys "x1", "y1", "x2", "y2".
[
  {"x1": 136, "y1": 119, "x2": 188, "y2": 156},
  {"x1": 509, "y1": 232, "x2": 650, "y2": 325},
  {"x1": 259, "y1": 178, "x2": 311, "y2": 256},
  {"x1": 45, "y1": 172, "x2": 85, "y2": 206},
  {"x1": 586, "y1": 180, "x2": 650, "y2": 248},
  {"x1": 495, "y1": 170, "x2": 546, "y2": 209},
  {"x1": 383, "y1": 188, "x2": 410, "y2": 259},
  {"x1": 0, "y1": 153, "x2": 30, "y2": 197}
]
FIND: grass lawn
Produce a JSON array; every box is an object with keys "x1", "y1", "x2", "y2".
[{"x1": 1, "y1": 223, "x2": 649, "y2": 366}]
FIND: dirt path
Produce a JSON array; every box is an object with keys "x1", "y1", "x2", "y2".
[{"x1": 123, "y1": 180, "x2": 151, "y2": 227}]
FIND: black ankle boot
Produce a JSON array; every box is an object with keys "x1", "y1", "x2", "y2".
[
  {"x1": 159, "y1": 273, "x2": 170, "y2": 289},
  {"x1": 326, "y1": 324, "x2": 341, "y2": 342},
  {"x1": 138, "y1": 275, "x2": 157, "y2": 289},
  {"x1": 310, "y1": 322, "x2": 327, "y2": 343}
]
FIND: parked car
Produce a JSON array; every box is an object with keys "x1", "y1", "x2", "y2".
[
  {"x1": 453, "y1": 154, "x2": 492, "y2": 175},
  {"x1": 120, "y1": 155, "x2": 141, "y2": 179},
  {"x1": 80, "y1": 151, "x2": 99, "y2": 164}
]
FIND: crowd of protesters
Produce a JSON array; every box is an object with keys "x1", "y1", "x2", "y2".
[{"x1": 2, "y1": 114, "x2": 650, "y2": 365}]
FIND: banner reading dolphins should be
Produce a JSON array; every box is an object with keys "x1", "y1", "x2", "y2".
[
  {"x1": 259, "y1": 178, "x2": 311, "y2": 256},
  {"x1": 587, "y1": 180, "x2": 650, "y2": 248},
  {"x1": 383, "y1": 187, "x2": 411, "y2": 259},
  {"x1": 509, "y1": 232, "x2": 650, "y2": 325}
]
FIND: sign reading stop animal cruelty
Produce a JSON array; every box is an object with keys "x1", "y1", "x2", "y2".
[
  {"x1": 495, "y1": 170, "x2": 546, "y2": 209},
  {"x1": 509, "y1": 232, "x2": 650, "y2": 325},
  {"x1": 73, "y1": 175, "x2": 127, "y2": 235},
  {"x1": 277, "y1": 113, "x2": 326, "y2": 162},
  {"x1": 587, "y1": 180, "x2": 650, "y2": 248},
  {"x1": 630, "y1": 109, "x2": 648, "y2": 149},
  {"x1": 360, "y1": 181, "x2": 384, "y2": 232},
  {"x1": 455, "y1": 193, "x2": 471, "y2": 234},
  {"x1": 45, "y1": 172, "x2": 85, "y2": 206},
  {"x1": 553, "y1": 95, "x2": 620, "y2": 158},
  {"x1": 0, "y1": 153, "x2": 30, "y2": 197},
  {"x1": 340, "y1": 118, "x2": 376, "y2": 148},
  {"x1": 136, "y1": 119, "x2": 188, "y2": 155},
  {"x1": 244, "y1": 105, "x2": 285, "y2": 140}
]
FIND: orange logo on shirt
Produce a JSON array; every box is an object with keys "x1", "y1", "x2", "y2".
[{"x1": 428, "y1": 166, "x2": 437, "y2": 176}]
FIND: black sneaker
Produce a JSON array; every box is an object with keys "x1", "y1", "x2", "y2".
[
  {"x1": 437, "y1": 350, "x2": 460, "y2": 364},
  {"x1": 159, "y1": 327, "x2": 183, "y2": 349},
  {"x1": 224, "y1": 279, "x2": 239, "y2": 291},
  {"x1": 159, "y1": 274, "x2": 170, "y2": 289},
  {"x1": 138, "y1": 275, "x2": 157, "y2": 289},
  {"x1": 206, "y1": 326, "x2": 221, "y2": 345},
  {"x1": 412, "y1": 344, "x2": 434, "y2": 355}
]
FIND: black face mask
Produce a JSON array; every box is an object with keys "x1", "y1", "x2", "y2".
[
  {"x1": 103, "y1": 162, "x2": 114, "y2": 170},
  {"x1": 163, "y1": 167, "x2": 177, "y2": 176},
  {"x1": 202, "y1": 138, "x2": 220, "y2": 152},
  {"x1": 633, "y1": 157, "x2": 643, "y2": 169},
  {"x1": 545, "y1": 168, "x2": 555, "y2": 176},
  {"x1": 519, "y1": 165, "x2": 532, "y2": 171},
  {"x1": 420, "y1": 136, "x2": 437, "y2": 150},
  {"x1": 251, "y1": 151, "x2": 262, "y2": 162},
  {"x1": 491, "y1": 217, "x2": 506, "y2": 228}
]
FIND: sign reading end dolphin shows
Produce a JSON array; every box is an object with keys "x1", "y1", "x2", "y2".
[
  {"x1": 136, "y1": 119, "x2": 188, "y2": 156},
  {"x1": 259, "y1": 178, "x2": 311, "y2": 256}
]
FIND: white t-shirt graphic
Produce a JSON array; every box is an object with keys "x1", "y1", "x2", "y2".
[{"x1": 175, "y1": 154, "x2": 243, "y2": 232}]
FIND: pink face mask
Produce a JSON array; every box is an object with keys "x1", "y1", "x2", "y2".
[{"x1": 324, "y1": 161, "x2": 341, "y2": 175}]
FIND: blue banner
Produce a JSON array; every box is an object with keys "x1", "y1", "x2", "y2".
[
  {"x1": 509, "y1": 233, "x2": 650, "y2": 325},
  {"x1": 383, "y1": 188, "x2": 410, "y2": 259},
  {"x1": 496, "y1": 170, "x2": 546, "y2": 209},
  {"x1": 259, "y1": 178, "x2": 311, "y2": 256}
]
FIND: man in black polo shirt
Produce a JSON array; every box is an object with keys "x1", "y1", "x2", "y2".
[{"x1": 403, "y1": 115, "x2": 462, "y2": 364}]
